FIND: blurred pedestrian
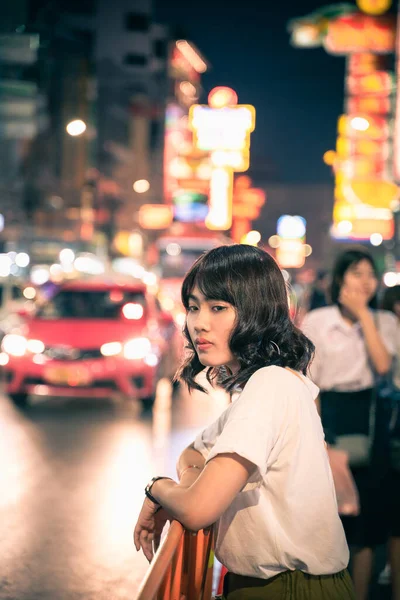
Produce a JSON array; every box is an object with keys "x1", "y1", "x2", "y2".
[
  {"x1": 134, "y1": 245, "x2": 355, "y2": 599},
  {"x1": 379, "y1": 285, "x2": 400, "y2": 600},
  {"x1": 308, "y1": 269, "x2": 330, "y2": 312},
  {"x1": 302, "y1": 248, "x2": 398, "y2": 600}
]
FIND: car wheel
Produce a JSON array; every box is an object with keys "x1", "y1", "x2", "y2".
[
  {"x1": 9, "y1": 392, "x2": 29, "y2": 408},
  {"x1": 140, "y1": 394, "x2": 156, "y2": 412}
]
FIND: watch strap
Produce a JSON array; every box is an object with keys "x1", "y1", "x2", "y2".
[{"x1": 144, "y1": 476, "x2": 172, "y2": 505}]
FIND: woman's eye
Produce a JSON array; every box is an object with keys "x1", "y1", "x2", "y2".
[
  {"x1": 187, "y1": 305, "x2": 198, "y2": 312},
  {"x1": 212, "y1": 305, "x2": 226, "y2": 312}
]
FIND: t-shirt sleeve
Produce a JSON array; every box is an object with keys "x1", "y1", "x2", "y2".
[
  {"x1": 377, "y1": 310, "x2": 399, "y2": 356},
  {"x1": 204, "y1": 368, "x2": 286, "y2": 480},
  {"x1": 194, "y1": 413, "x2": 228, "y2": 459},
  {"x1": 301, "y1": 311, "x2": 322, "y2": 386}
]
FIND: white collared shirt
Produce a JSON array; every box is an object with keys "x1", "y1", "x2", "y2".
[
  {"x1": 301, "y1": 306, "x2": 398, "y2": 392},
  {"x1": 194, "y1": 366, "x2": 349, "y2": 579}
]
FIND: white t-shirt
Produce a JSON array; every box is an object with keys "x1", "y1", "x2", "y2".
[
  {"x1": 302, "y1": 306, "x2": 398, "y2": 391},
  {"x1": 194, "y1": 366, "x2": 349, "y2": 579}
]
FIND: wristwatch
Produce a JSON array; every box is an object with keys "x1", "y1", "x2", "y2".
[{"x1": 144, "y1": 476, "x2": 172, "y2": 505}]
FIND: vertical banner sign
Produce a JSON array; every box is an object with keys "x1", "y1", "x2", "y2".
[{"x1": 189, "y1": 87, "x2": 255, "y2": 231}]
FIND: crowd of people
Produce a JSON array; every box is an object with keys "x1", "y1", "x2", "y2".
[
  {"x1": 302, "y1": 249, "x2": 400, "y2": 600},
  {"x1": 134, "y1": 244, "x2": 400, "y2": 600}
]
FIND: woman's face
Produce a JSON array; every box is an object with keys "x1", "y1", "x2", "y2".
[
  {"x1": 186, "y1": 285, "x2": 239, "y2": 372},
  {"x1": 342, "y1": 259, "x2": 377, "y2": 301}
]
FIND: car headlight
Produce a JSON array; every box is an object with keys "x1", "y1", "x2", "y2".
[
  {"x1": 100, "y1": 342, "x2": 122, "y2": 357},
  {"x1": 27, "y1": 339, "x2": 45, "y2": 354},
  {"x1": 1, "y1": 335, "x2": 45, "y2": 357},
  {"x1": 2, "y1": 334, "x2": 27, "y2": 357},
  {"x1": 123, "y1": 337, "x2": 151, "y2": 360}
]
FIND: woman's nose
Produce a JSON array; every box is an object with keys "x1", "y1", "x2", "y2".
[{"x1": 194, "y1": 311, "x2": 210, "y2": 332}]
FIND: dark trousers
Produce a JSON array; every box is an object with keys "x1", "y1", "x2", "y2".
[{"x1": 222, "y1": 569, "x2": 355, "y2": 599}]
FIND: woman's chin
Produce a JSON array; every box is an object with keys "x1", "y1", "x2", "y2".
[{"x1": 198, "y1": 357, "x2": 224, "y2": 368}]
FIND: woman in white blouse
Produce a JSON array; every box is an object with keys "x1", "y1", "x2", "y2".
[
  {"x1": 134, "y1": 245, "x2": 354, "y2": 599},
  {"x1": 302, "y1": 248, "x2": 398, "y2": 600}
]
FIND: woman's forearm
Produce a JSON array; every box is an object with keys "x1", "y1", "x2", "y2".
[
  {"x1": 359, "y1": 309, "x2": 391, "y2": 375},
  {"x1": 151, "y1": 478, "x2": 200, "y2": 529},
  {"x1": 176, "y1": 443, "x2": 205, "y2": 479}
]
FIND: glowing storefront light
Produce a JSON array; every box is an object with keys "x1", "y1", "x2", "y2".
[
  {"x1": 206, "y1": 168, "x2": 232, "y2": 230},
  {"x1": 190, "y1": 106, "x2": 255, "y2": 159},
  {"x1": 268, "y1": 235, "x2": 281, "y2": 248},
  {"x1": 66, "y1": 119, "x2": 86, "y2": 136},
  {"x1": 189, "y1": 87, "x2": 256, "y2": 230},
  {"x1": 370, "y1": 232, "x2": 383, "y2": 246},
  {"x1": 133, "y1": 179, "x2": 150, "y2": 194},
  {"x1": 208, "y1": 87, "x2": 238, "y2": 108},
  {"x1": 350, "y1": 116, "x2": 370, "y2": 131},
  {"x1": 337, "y1": 220, "x2": 353, "y2": 235},
  {"x1": 275, "y1": 216, "x2": 307, "y2": 269},
  {"x1": 241, "y1": 230, "x2": 261, "y2": 246},
  {"x1": 15, "y1": 252, "x2": 30, "y2": 268},
  {"x1": 384, "y1": 271, "x2": 398, "y2": 287},
  {"x1": 277, "y1": 215, "x2": 306, "y2": 240},
  {"x1": 176, "y1": 40, "x2": 207, "y2": 74},
  {"x1": 166, "y1": 243, "x2": 182, "y2": 256}
]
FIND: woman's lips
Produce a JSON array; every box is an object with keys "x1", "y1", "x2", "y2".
[{"x1": 196, "y1": 342, "x2": 213, "y2": 351}]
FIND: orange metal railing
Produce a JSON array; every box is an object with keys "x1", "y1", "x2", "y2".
[{"x1": 135, "y1": 521, "x2": 215, "y2": 600}]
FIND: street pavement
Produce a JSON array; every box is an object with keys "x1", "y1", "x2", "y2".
[
  {"x1": 0, "y1": 379, "x2": 229, "y2": 600},
  {"x1": 0, "y1": 380, "x2": 393, "y2": 599}
]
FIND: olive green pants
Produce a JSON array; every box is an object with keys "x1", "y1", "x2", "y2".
[{"x1": 222, "y1": 569, "x2": 355, "y2": 599}]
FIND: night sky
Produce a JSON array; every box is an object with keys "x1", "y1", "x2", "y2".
[{"x1": 155, "y1": 0, "x2": 350, "y2": 184}]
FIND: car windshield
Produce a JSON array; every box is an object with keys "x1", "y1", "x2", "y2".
[{"x1": 36, "y1": 289, "x2": 147, "y2": 320}]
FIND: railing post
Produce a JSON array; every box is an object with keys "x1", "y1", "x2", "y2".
[{"x1": 134, "y1": 523, "x2": 215, "y2": 600}]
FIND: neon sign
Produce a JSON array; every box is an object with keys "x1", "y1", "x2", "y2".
[{"x1": 189, "y1": 87, "x2": 256, "y2": 230}]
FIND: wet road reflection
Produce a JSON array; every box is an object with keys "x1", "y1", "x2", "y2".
[{"x1": 0, "y1": 380, "x2": 229, "y2": 599}]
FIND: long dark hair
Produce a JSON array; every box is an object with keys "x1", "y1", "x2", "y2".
[
  {"x1": 330, "y1": 247, "x2": 378, "y2": 309},
  {"x1": 177, "y1": 244, "x2": 315, "y2": 393}
]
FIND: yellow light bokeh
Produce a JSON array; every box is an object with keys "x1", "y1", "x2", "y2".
[
  {"x1": 356, "y1": 0, "x2": 391, "y2": 15},
  {"x1": 323, "y1": 150, "x2": 336, "y2": 166},
  {"x1": 133, "y1": 179, "x2": 150, "y2": 194}
]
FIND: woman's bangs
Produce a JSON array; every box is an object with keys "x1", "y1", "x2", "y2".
[
  {"x1": 182, "y1": 256, "x2": 235, "y2": 307},
  {"x1": 195, "y1": 264, "x2": 235, "y2": 304}
]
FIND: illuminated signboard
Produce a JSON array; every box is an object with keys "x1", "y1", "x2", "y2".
[
  {"x1": 275, "y1": 216, "x2": 306, "y2": 269},
  {"x1": 138, "y1": 205, "x2": 174, "y2": 230},
  {"x1": 189, "y1": 87, "x2": 256, "y2": 230},
  {"x1": 277, "y1": 215, "x2": 306, "y2": 240},
  {"x1": 324, "y1": 13, "x2": 396, "y2": 55}
]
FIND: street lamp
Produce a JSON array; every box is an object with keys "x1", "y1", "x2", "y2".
[{"x1": 66, "y1": 119, "x2": 87, "y2": 136}]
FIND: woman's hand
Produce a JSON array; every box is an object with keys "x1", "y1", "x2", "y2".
[
  {"x1": 339, "y1": 285, "x2": 369, "y2": 319},
  {"x1": 133, "y1": 498, "x2": 171, "y2": 562},
  {"x1": 327, "y1": 447, "x2": 359, "y2": 516}
]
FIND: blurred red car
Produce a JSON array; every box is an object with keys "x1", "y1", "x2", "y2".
[{"x1": 1, "y1": 277, "x2": 179, "y2": 409}]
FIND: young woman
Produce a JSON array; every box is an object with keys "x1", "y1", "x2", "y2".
[
  {"x1": 302, "y1": 248, "x2": 398, "y2": 600},
  {"x1": 134, "y1": 244, "x2": 354, "y2": 599}
]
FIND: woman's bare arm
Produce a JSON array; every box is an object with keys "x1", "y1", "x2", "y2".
[{"x1": 151, "y1": 453, "x2": 256, "y2": 531}]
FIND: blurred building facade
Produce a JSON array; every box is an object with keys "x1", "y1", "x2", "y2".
[
  {"x1": 0, "y1": 0, "x2": 44, "y2": 245},
  {"x1": 0, "y1": 0, "x2": 210, "y2": 261},
  {"x1": 95, "y1": 0, "x2": 168, "y2": 244}
]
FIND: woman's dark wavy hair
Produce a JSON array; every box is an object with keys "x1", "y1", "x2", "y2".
[
  {"x1": 330, "y1": 247, "x2": 378, "y2": 309},
  {"x1": 177, "y1": 244, "x2": 315, "y2": 394}
]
